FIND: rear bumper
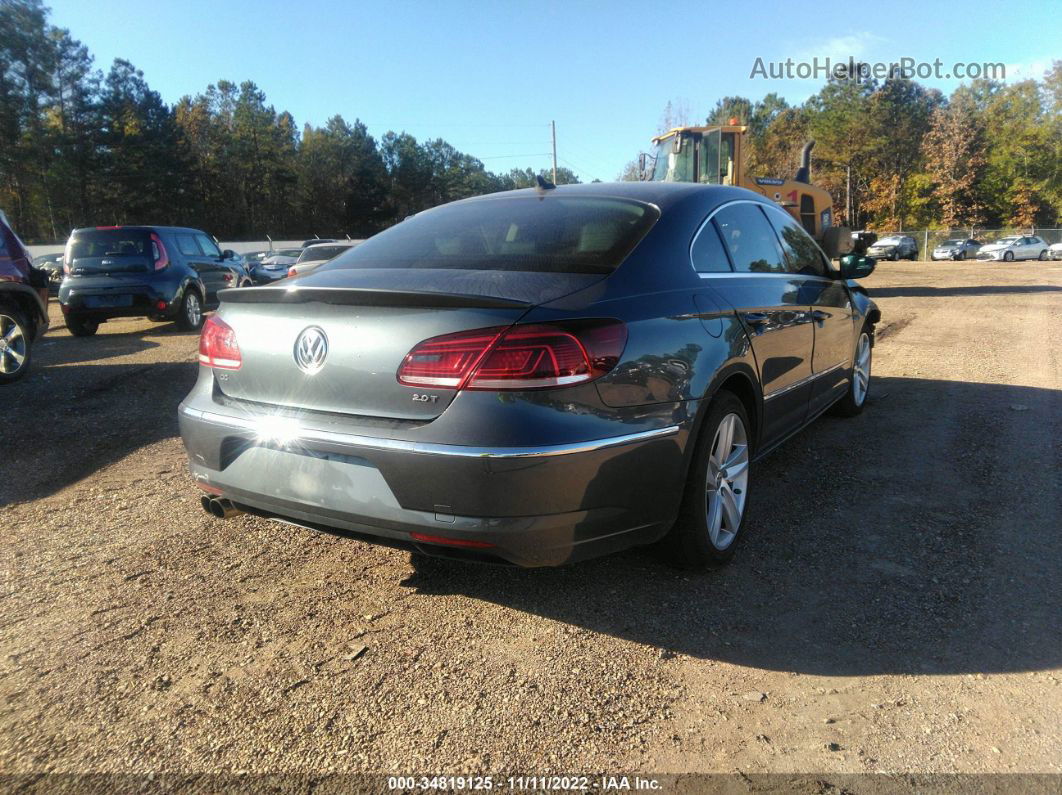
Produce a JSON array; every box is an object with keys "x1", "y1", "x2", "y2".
[
  {"x1": 178, "y1": 402, "x2": 688, "y2": 567},
  {"x1": 59, "y1": 279, "x2": 181, "y2": 318}
]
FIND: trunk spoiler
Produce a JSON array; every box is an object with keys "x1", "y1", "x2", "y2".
[{"x1": 219, "y1": 285, "x2": 532, "y2": 310}]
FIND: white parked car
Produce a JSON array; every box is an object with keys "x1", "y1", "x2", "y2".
[
  {"x1": 287, "y1": 241, "x2": 358, "y2": 278},
  {"x1": 976, "y1": 235, "x2": 1048, "y2": 262},
  {"x1": 1047, "y1": 242, "x2": 1062, "y2": 261}
]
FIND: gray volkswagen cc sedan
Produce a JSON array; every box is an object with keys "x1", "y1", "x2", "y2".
[{"x1": 179, "y1": 182, "x2": 879, "y2": 568}]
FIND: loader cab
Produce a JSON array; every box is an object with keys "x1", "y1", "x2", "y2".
[
  {"x1": 643, "y1": 124, "x2": 837, "y2": 241},
  {"x1": 647, "y1": 125, "x2": 745, "y2": 185}
]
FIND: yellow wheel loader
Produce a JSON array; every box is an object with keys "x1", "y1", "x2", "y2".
[{"x1": 641, "y1": 124, "x2": 856, "y2": 255}]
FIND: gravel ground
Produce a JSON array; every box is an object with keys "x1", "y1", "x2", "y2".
[{"x1": 1, "y1": 260, "x2": 1060, "y2": 781}]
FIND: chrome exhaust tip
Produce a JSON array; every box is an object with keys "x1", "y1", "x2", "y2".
[{"x1": 200, "y1": 495, "x2": 242, "y2": 520}]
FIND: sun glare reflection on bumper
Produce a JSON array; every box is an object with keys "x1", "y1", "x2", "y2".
[{"x1": 253, "y1": 415, "x2": 303, "y2": 446}]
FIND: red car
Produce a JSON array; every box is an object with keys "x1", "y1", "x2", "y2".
[{"x1": 0, "y1": 210, "x2": 50, "y2": 384}]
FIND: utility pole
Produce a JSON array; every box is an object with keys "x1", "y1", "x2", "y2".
[
  {"x1": 845, "y1": 164, "x2": 852, "y2": 227},
  {"x1": 551, "y1": 120, "x2": 558, "y2": 185}
]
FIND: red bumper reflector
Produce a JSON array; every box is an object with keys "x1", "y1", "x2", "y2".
[
  {"x1": 410, "y1": 532, "x2": 495, "y2": 549},
  {"x1": 195, "y1": 482, "x2": 223, "y2": 495},
  {"x1": 156, "y1": 300, "x2": 167, "y2": 310}
]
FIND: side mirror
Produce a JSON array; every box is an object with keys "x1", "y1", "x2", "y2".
[
  {"x1": 820, "y1": 225, "x2": 854, "y2": 258},
  {"x1": 838, "y1": 253, "x2": 876, "y2": 280},
  {"x1": 222, "y1": 249, "x2": 236, "y2": 260}
]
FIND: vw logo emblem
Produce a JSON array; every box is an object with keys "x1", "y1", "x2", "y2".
[{"x1": 293, "y1": 327, "x2": 328, "y2": 373}]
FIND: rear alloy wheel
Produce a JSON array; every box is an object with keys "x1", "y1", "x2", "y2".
[
  {"x1": 832, "y1": 327, "x2": 873, "y2": 417},
  {"x1": 66, "y1": 313, "x2": 99, "y2": 337},
  {"x1": 1004, "y1": 251, "x2": 1014, "y2": 262},
  {"x1": 176, "y1": 290, "x2": 203, "y2": 331},
  {"x1": 668, "y1": 390, "x2": 751, "y2": 567},
  {"x1": 1039, "y1": 250, "x2": 1047, "y2": 261},
  {"x1": 0, "y1": 307, "x2": 31, "y2": 384}
]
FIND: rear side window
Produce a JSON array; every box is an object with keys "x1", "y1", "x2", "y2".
[
  {"x1": 325, "y1": 196, "x2": 659, "y2": 274},
  {"x1": 69, "y1": 229, "x2": 151, "y2": 259},
  {"x1": 713, "y1": 203, "x2": 786, "y2": 274},
  {"x1": 176, "y1": 235, "x2": 200, "y2": 256},
  {"x1": 691, "y1": 219, "x2": 732, "y2": 273},
  {"x1": 763, "y1": 206, "x2": 828, "y2": 277}
]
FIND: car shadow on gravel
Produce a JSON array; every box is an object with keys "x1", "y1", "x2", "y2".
[
  {"x1": 34, "y1": 333, "x2": 164, "y2": 367},
  {"x1": 406, "y1": 376, "x2": 1061, "y2": 677},
  {"x1": 870, "y1": 285, "x2": 1062, "y2": 298},
  {"x1": 0, "y1": 360, "x2": 198, "y2": 505}
]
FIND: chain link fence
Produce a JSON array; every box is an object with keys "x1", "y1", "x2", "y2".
[{"x1": 869, "y1": 228, "x2": 1062, "y2": 258}]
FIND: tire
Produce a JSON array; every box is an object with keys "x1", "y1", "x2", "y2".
[
  {"x1": 890, "y1": 251, "x2": 899, "y2": 261},
  {"x1": 1003, "y1": 251, "x2": 1014, "y2": 262},
  {"x1": 957, "y1": 251, "x2": 965, "y2": 261},
  {"x1": 0, "y1": 304, "x2": 32, "y2": 384},
  {"x1": 1039, "y1": 250, "x2": 1047, "y2": 261},
  {"x1": 176, "y1": 289, "x2": 204, "y2": 331},
  {"x1": 65, "y1": 313, "x2": 99, "y2": 337},
  {"x1": 666, "y1": 390, "x2": 752, "y2": 568},
  {"x1": 831, "y1": 326, "x2": 873, "y2": 417}
]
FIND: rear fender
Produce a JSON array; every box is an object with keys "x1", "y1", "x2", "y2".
[
  {"x1": 0, "y1": 281, "x2": 49, "y2": 339},
  {"x1": 691, "y1": 359, "x2": 764, "y2": 459},
  {"x1": 177, "y1": 276, "x2": 206, "y2": 307}
]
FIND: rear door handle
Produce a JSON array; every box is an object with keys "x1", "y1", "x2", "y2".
[{"x1": 812, "y1": 310, "x2": 831, "y2": 321}]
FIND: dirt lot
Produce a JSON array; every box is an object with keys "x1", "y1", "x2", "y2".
[{"x1": 1, "y1": 260, "x2": 1059, "y2": 781}]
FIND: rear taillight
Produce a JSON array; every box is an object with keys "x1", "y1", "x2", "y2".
[
  {"x1": 198, "y1": 316, "x2": 241, "y2": 370},
  {"x1": 397, "y1": 320, "x2": 626, "y2": 391},
  {"x1": 151, "y1": 232, "x2": 169, "y2": 271}
]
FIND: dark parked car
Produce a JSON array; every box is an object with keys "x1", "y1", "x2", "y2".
[
  {"x1": 931, "y1": 238, "x2": 981, "y2": 261},
  {"x1": 58, "y1": 226, "x2": 250, "y2": 337},
  {"x1": 252, "y1": 247, "x2": 302, "y2": 283},
  {"x1": 867, "y1": 235, "x2": 918, "y2": 260},
  {"x1": 0, "y1": 209, "x2": 49, "y2": 383},
  {"x1": 33, "y1": 252, "x2": 65, "y2": 293},
  {"x1": 180, "y1": 183, "x2": 879, "y2": 568}
]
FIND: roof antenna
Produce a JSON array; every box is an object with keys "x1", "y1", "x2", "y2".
[{"x1": 535, "y1": 174, "x2": 556, "y2": 194}]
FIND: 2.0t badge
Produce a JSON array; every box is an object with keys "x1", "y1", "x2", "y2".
[{"x1": 293, "y1": 327, "x2": 328, "y2": 374}]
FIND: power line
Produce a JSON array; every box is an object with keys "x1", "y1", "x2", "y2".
[
  {"x1": 478, "y1": 152, "x2": 553, "y2": 160},
  {"x1": 557, "y1": 155, "x2": 604, "y2": 183}
]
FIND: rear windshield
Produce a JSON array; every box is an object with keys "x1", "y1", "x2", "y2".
[
  {"x1": 69, "y1": 229, "x2": 152, "y2": 259},
  {"x1": 297, "y1": 245, "x2": 350, "y2": 263},
  {"x1": 324, "y1": 196, "x2": 659, "y2": 274}
]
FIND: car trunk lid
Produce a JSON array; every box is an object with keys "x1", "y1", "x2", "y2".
[{"x1": 212, "y1": 269, "x2": 601, "y2": 421}]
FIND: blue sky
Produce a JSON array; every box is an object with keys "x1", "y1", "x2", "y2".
[{"x1": 48, "y1": 0, "x2": 1059, "y2": 182}]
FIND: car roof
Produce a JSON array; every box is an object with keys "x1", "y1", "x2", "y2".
[
  {"x1": 305, "y1": 240, "x2": 356, "y2": 249},
  {"x1": 452, "y1": 181, "x2": 760, "y2": 211},
  {"x1": 71, "y1": 225, "x2": 210, "y2": 235}
]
